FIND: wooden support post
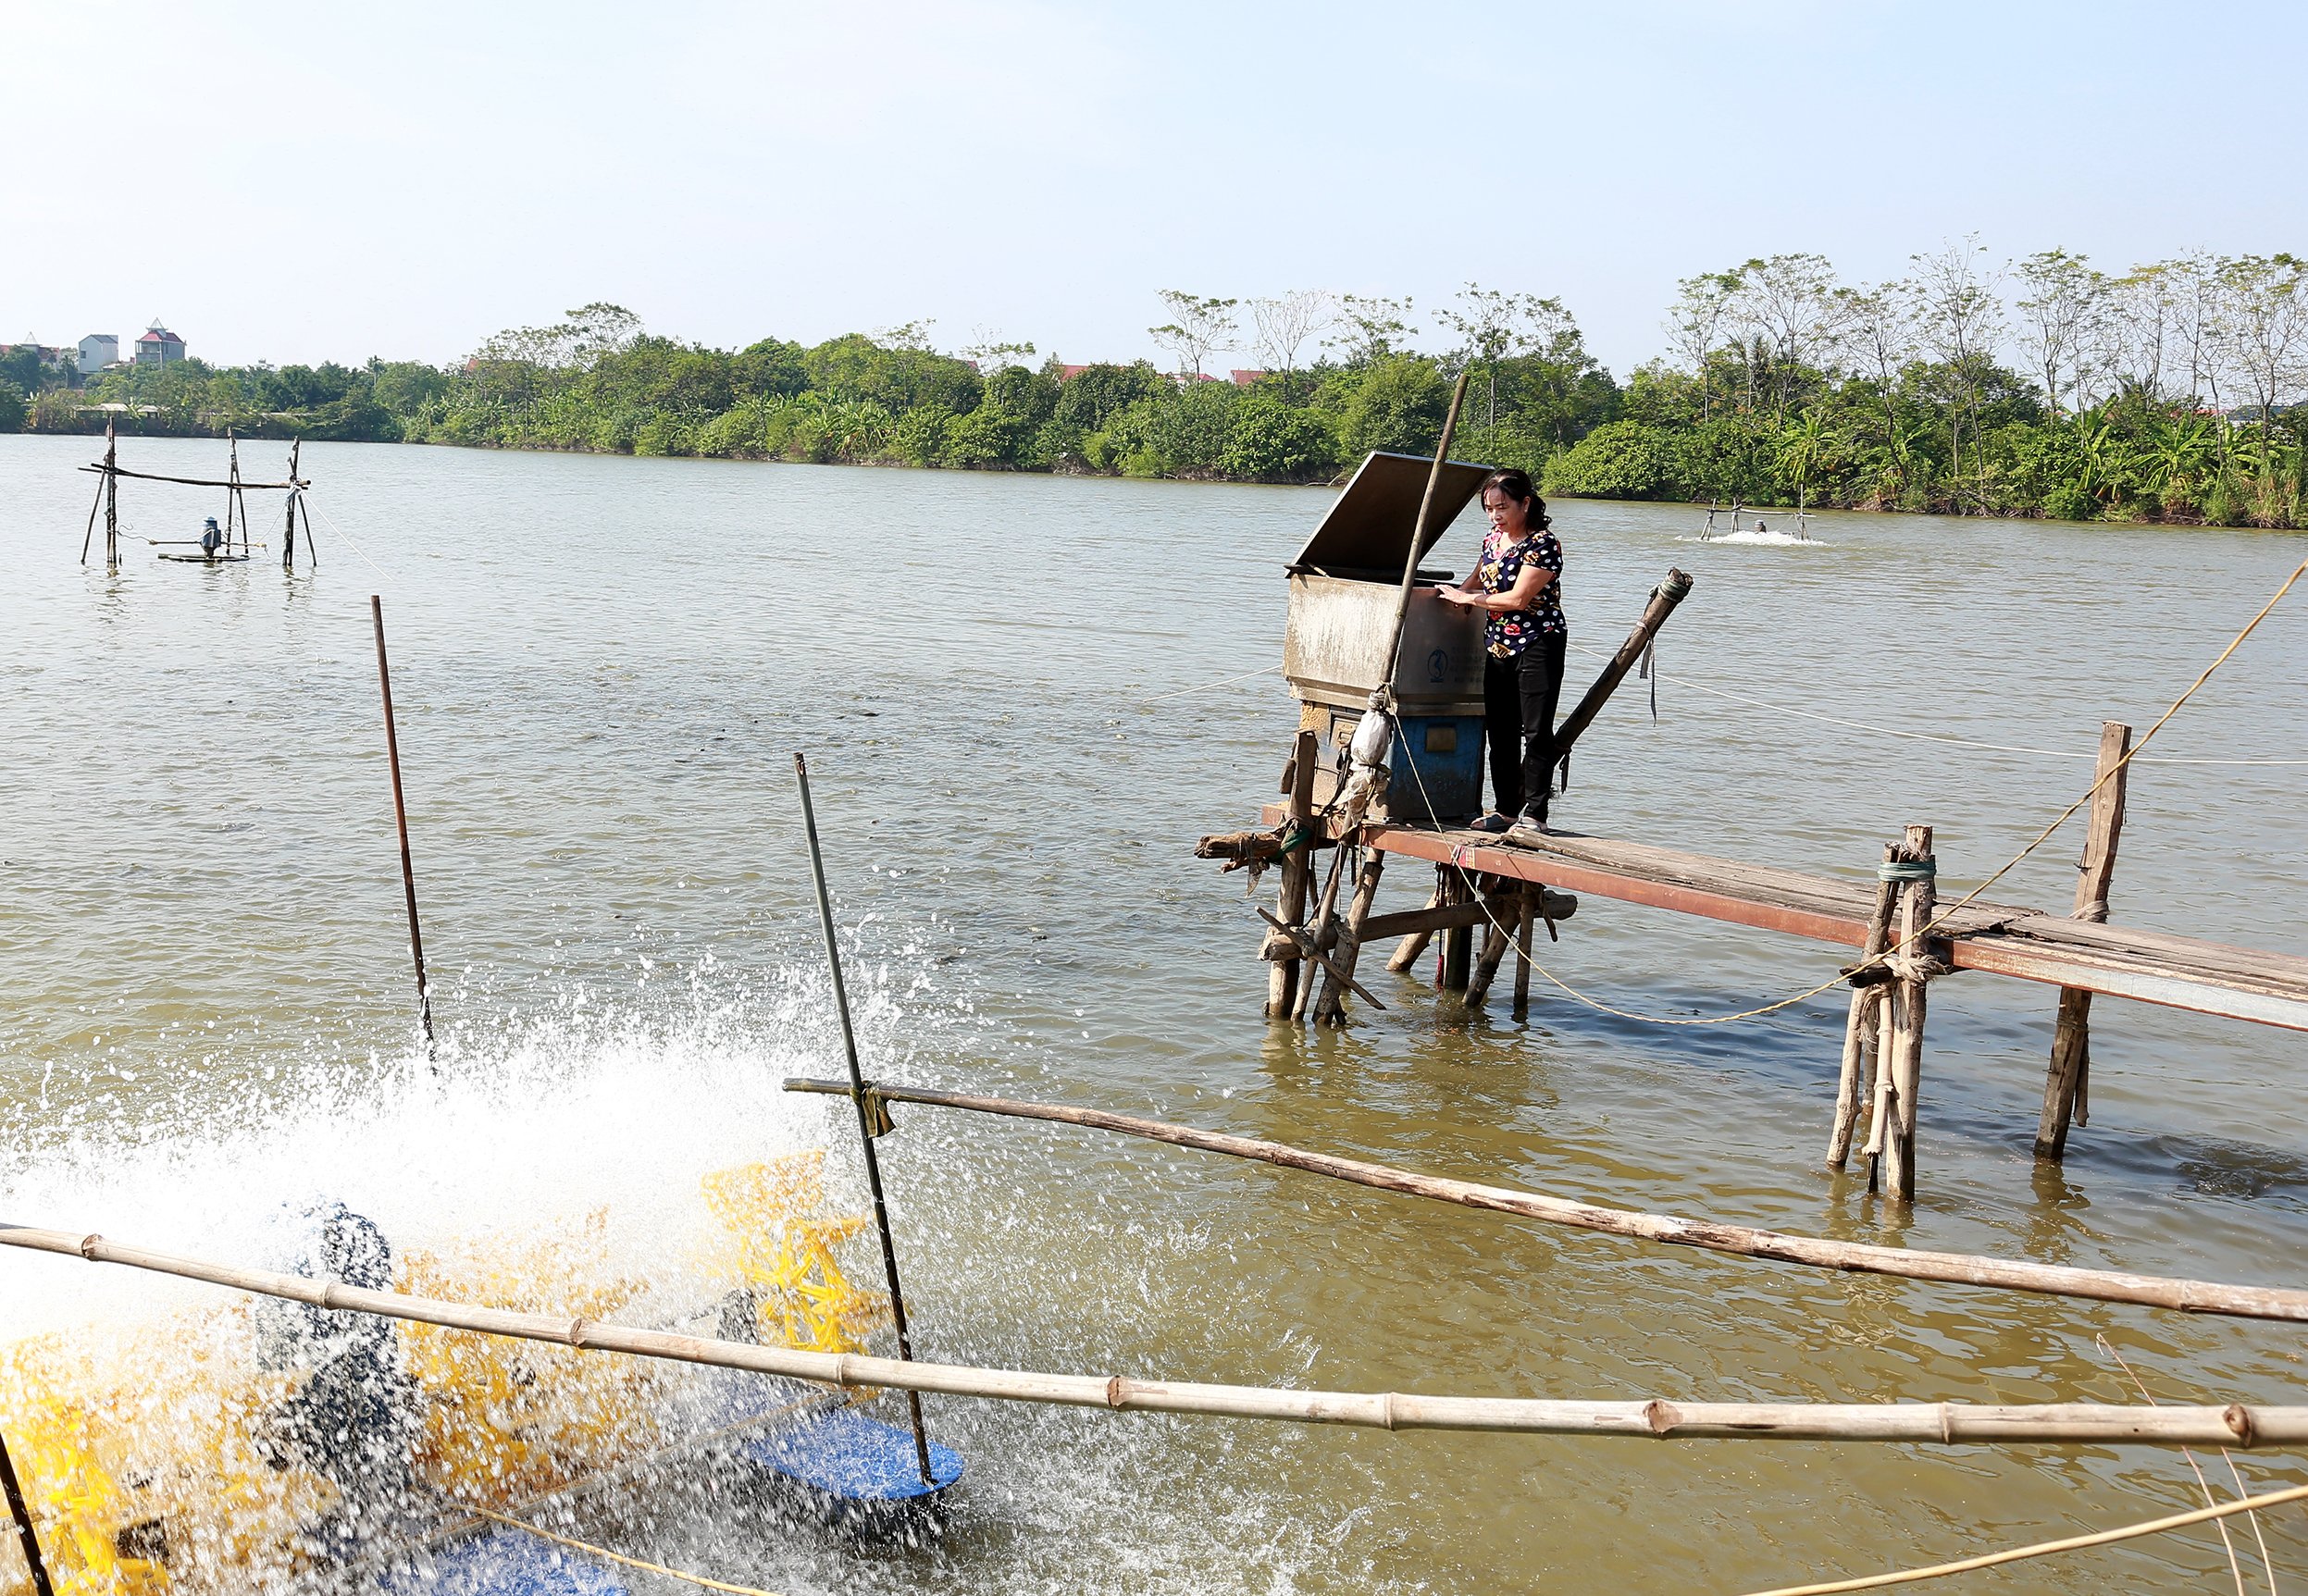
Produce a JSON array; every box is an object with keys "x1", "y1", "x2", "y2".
[
  {"x1": 282, "y1": 439, "x2": 303, "y2": 570},
  {"x1": 1291, "y1": 843, "x2": 1349, "y2": 1023},
  {"x1": 1828, "y1": 844, "x2": 1902, "y2": 1169},
  {"x1": 1442, "y1": 922, "x2": 1473, "y2": 990},
  {"x1": 1316, "y1": 850, "x2": 1387, "y2": 1027},
  {"x1": 1880, "y1": 824, "x2": 1935, "y2": 1203},
  {"x1": 103, "y1": 422, "x2": 118, "y2": 569},
  {"x1": 1463, "y1": 885, "x2": 1516, "y2": 1008},
  {"x1": 226, "y1": 432, "x2": 242, "y2": 554},
  {"x1": 1265, "y1": 731, "x2": 1321, "y2": 1020},
  {"x1": 1512, "y1": 888, "x2": 1535, "y2": 1015},
  {"x1": 1386, "y1": 876, "x2": 1446, "y2": 973},
  {"x1": 2036, "y1": 722, "x2": 2131, "y2": 1161}
]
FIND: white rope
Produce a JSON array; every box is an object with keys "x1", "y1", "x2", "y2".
[
  {"x1": 297, "y1": 493, "x2": 399, "y2": 588},
  {"x1": 1138, "y1": 663, "x2": 1283, "y2": 704},
  {"x1": 1567, "y1": 642, "x2": 2308, "y2": 767}
]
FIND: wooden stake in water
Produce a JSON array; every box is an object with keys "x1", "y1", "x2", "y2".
[
  {"x1": 371, "y1": 595, "x2": 436, "y2": 1057},
  {"x1": 791, "y1": 751, "x2": 935, "y2": 1486},
  {"x1": 0, "y1": 1426, "x2": 56, "y2": 1596}
]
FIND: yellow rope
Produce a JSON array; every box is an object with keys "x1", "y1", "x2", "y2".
[
  {"x1": 1738, "y1": 1478, "x2": 2308, "y2": 1595},
  {"x1": 457, "y1": 1500, "x2": 787, "y2": 1596},
  {"x1": 1402, "y1": 557, "x2": 2308, "y2": 1028}
]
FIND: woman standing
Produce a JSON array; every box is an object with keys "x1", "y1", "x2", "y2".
[{"x1": 1434, "y1": 468, "x2": 1564, "y2": 835}]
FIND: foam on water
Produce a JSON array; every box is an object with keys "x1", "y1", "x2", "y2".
[{"x1": 1676, "y1": 529, "x2": 1830, "y2": 547}]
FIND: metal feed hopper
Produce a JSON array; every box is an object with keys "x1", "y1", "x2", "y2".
[{"x1": 1284, "y1": 451, "x2": 1494, "y2": 822}]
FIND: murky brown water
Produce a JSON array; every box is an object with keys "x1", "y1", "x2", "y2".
[{"x1": 6, "y1": 433, "x2": 2308, "y2": 1592}]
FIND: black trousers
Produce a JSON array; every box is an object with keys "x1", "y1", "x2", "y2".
[{"x1": 1483, "y1": 632, "x2": 1567, "y2": 819}]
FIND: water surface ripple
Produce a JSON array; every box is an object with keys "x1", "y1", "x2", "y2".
[{"x1": 5, "y1": 435, "x2": 2308, "y2": 1591}]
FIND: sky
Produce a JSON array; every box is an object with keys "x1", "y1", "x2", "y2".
[{"x1": 3, "y1": 0, "x2": 2302, "y2": 377}]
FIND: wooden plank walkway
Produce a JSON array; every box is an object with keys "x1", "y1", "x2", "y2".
[{"x1": 1265, "y1": 808, "x2": 2308, "y2": 1033}]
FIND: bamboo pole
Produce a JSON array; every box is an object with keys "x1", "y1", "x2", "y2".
[
  {"x1": 777, "y1": 1078, "x2": 2308, "y2": 1324},
  {"x1": 370, "y1": 596, "x2": 436, "y2": 1055},
  {"x1": 1266, "y1": 730, "x2": 1319, "y2": 1019},
  {"x1": 1882, "y1": 825, "x2": 1936, "y2": 1202},
  {"x1": 1828, "y1": 844, "x2": 1903, "y2": 1169},
  {"x1": 1374, "y1": 372, "x2": 1472, "y2": 699},
  {"x1": 791, "y1": 751, "x2": 934, "y2": 1486},
  {"x1": 1, "y1": 1226, "x2": 2302, "y2": 1449},
  {"x1": 1314, "y1": 851, "x2": 1386, "y2": 1026},
  {"x1": 1548, "y1": 568, "x2": 1695, "y2": 782},
  {"x1": 79, "y1": 469, "x2": 103, "y2": 566},
  {"x1": 2037, "y1": 722, "x2": 2131, "y2": 1160},
  {"x1": 0, "y1": 1426, "x2": 55, "y2": 1596},
  {"x1": 73, "y1": 464, "x2": 302, "y2": 490}
]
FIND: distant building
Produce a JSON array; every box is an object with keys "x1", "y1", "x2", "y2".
[
  {"x1": 1059, "y1": 365, "x2": 1092, "y2": 381},
  {"x1": 1229, "y1": 369, "x2": 1269, "y2": 386},
  {"x1": 78, "y1": 334, "x2": 118, "y2": 375},
  {"x1": 135, "y1": 322, "x2": 186, "y2": 366},
  {"x1": 1, "y1": 339, "x2": 69, "y2": 365}
]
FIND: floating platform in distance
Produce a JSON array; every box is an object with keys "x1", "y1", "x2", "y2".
[{"x1": 156, "y1": 551, "x2": 249, "y2": 563}]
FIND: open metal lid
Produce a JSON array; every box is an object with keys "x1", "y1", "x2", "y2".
[{"x1": 1288, "y1": 451, "x2": 1494, "y2": 576}]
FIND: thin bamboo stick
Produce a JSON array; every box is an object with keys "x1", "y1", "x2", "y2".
[
  {"x1": 371, "y1": 596, "x2": 435, "y2": 1054},
  {"x1": 1, "y1": 1225, "x2": 2301, "y2": 1449},
  {"x1": 779, "y1": 1078, "x2": 2308, "y2": 1324},
  {"x1": 0, "y1": 1426, "x2": 56, "y2": 1596},
  {"x1": 1739, "y1": 1479, "x2": 2308, "y2": 1596},
  {"x1": 792, "y1": 750, "x2": 933, "y2": 1483}
]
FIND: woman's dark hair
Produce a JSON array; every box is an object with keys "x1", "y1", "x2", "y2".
[{"x1": 1479, "y1": 468, "x2": 1550, "y2": 532}]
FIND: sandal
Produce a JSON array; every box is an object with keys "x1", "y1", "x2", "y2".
[{"x1": 1468, "y1": 811, "x2": 1513, "y2": 834}]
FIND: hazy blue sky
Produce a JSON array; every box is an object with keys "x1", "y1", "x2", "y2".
[{"x1": 5, "y1": 0, "x2": 2300, "y2": 376}]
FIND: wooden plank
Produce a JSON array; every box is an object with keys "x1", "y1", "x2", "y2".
[
  {"x1": 1235, "y1": 803, "x2": 2308, "y2": 1030},
  {"x1": 1953, "y1": 936, "x2": 2308, "y2": 1032}
]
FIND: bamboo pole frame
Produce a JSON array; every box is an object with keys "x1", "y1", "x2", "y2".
[
  {"x1": 780, "y1": 1078, "x2": 2308, "y2": 1324},
  {"x1": 0, "y1": 1224, "x2": 2300, "y2": 1449}
]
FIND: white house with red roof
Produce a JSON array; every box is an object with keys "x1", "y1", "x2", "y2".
[{"x1": 134, "y1": 322, "x2": 186, "y2": 366}]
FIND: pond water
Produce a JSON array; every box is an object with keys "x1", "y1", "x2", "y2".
[{"x1": 4, "y1": 432, "x2": 2307, "y2": 1592}]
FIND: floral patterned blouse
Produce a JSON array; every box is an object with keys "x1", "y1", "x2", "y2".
[{"x1": 1474, "y1": 527, "x2": 1564, "y2": 657}]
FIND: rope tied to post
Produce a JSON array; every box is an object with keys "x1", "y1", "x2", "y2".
[{"x1": 1876, "y1": 859, "x2": 1938, "y2": 884}]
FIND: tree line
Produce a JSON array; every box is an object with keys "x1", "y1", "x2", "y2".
[{"x1": 4, "y1": 246, "x2": 2302, "y2": 528}]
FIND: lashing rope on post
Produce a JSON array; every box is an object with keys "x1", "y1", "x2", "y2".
[{"x1": 1388, "y1": 557, "x2": 2308, "y2": 1029}]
